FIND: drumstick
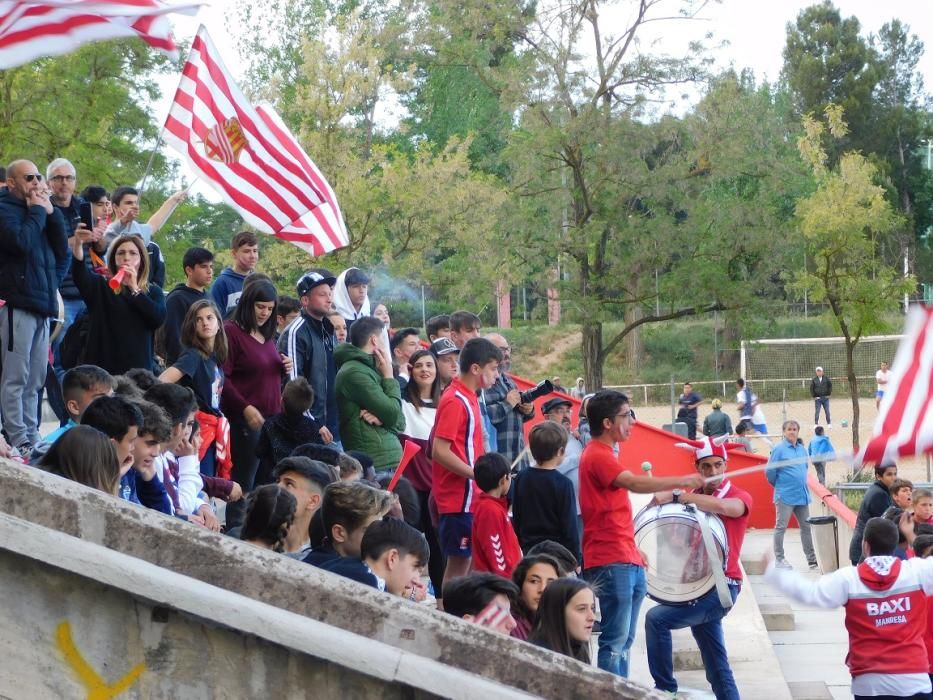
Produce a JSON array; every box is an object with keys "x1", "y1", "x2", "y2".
[
  {"x1": 510, "y1": 446, "x2": 530, "y2": 472},
  {"x1": 707, "y1": 450, "x2": 852, "y2": 484}
]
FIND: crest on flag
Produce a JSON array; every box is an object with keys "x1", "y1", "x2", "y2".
[{"x1": 204, "y1": 117, "x2": 249, "y2": 165}]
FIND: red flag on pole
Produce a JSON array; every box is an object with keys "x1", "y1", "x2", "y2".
[
  {"x1": 162, "y1": 25, "x2": 350, "y2": 256},
  {"x1": 0, "y1": 1, "x2": 203, "y2": 69},
  {"x1": 860, "y1": 306, "x2": 933, "y2": 464}
]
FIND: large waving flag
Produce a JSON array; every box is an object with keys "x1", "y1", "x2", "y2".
[
  {"x1": 860, "y1": 305, "x2": 933, "y2": 464},
  {"x1": 0, "y1": 1, "x2": 203, "y2": 69},
  {"x1": 162, "y1": 26, "x2": 349, "y2": 256}
]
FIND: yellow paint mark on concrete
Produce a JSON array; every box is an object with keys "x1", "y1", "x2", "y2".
[{"x1": 55, "y1": 621, "x2": 145, "y2": 699}]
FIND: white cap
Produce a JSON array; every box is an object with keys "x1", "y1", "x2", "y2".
[{"x1": 815, "y1": 366, "x2": 823, "y2": 372}]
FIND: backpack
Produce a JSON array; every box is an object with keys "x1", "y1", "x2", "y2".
[{"x1": 60, "y1": 314, "x2": 91, "y2": 370}]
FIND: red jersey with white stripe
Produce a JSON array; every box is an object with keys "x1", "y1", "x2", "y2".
[
  {"x1": 767, "y1": 555, "x2": 933, "y2": 692},
  {"x1": 693, "y1": 479, "x2": 752, "y2": 581},
  {"x1": 431, "y1": 378, "x2": 484, "y2": 514}
]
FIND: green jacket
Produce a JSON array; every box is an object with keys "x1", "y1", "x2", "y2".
[
  {"x1": 702, "y1": 409, "x2": 733, "y2": 438},
  {"x1": 334, "y1": 343, "x2": 405, "y2": 470}
]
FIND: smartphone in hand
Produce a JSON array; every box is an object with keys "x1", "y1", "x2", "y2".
[{"x1": 79, "y1": 201, "x2": 94, "y2": 231}]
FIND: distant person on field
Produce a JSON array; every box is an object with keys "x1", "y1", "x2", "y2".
[
  {"x1": 808, "y1": 425, "x2": 835, "y2": 486},
  {"x1": 875, "y1": 361, "x2": 890, "y2": 409},
  {"x1": 702, "y1": 398, "x2": 733, "y2": 438},
  {"x1": 570, "y1": 377, "x2": 585, "y2": 399},
  {"x1": 735, "y1": 378, "x2": 768, "y2": 437},
  {"x1": 677, "y1": 381, "x2": 702, "y2": 440},
  {"x1": 810, "y1": 366, "x2": 832, "y2": 427},
  {"x1": 849, "y1": 463, "x2": 897, "y2": 566},
  {"x1": 210, "y1": 231, "x2": 259, "y2": 317}
]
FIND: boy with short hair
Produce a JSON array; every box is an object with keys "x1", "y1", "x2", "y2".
[
  {"x1": 512, "y1": 421, "x2": 581, "y2": 563},
  {"x1": 274, "y1": 456, "x2": 336, "y2": 559},
  {"x1": 431, "y1": 337, "x2": 503, "y2": 592},
  {"x1": 442, "y1": 573, "x2": 519, "y2": 635},
  {"x1": 890, "y1": 479, "x2": 914, "y2": 510},
  {"x1": 256, "y1": 377, "x2": 323, "y2": 485},
  {"x1": 448, "y1": 310, "x2": 481, "y2": 349},
  {"x1": 80, "y1": 395, "x2": 141, "y2": 476},
  {"x1": 303, "y1": 480, "x2": 394, "y2": 568},
  {"x1": 122, "y1": 399, "x2": 172, "y2": 514},
  {"x1": 275, "y1": 296, "x2": 301, "y2": 339},
  {"x1": 426, "y1": 314, "x2": 450, "y2": 342},
  {"x1": 31, "y1": 364, "x2": 114, "y2": 462},
  {"x1": 471, "y1": 453, "x2": 522, "y2": 578},
  {"x1": 808, "y1": 425, "x2": 835, "y2": 486},
  {"x1": 325, "y1": 518, "x2": 429, "y2": 597},
  {"x1": 913, "y1": 488, "x2": 933, "y2": 527},
  {"x1": 210, "y1": 231, "x2": 259, "y2": 316}
]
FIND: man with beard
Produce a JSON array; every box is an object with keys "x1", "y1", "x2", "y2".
[{"x1": 483, "y1": 333, "x2": 534, "y2": 467}]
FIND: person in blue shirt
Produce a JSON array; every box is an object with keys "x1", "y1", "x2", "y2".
[
  {"x1": 807, "y1": 425, "x2": 835, "y2": 486},
  {"x1": 766, "y1": 420, "x2": 818, "y2": 570}
]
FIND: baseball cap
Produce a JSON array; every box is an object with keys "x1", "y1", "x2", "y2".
[
  {"x1": 815, "y1": 366, "x2": 824, "y2": 372},
  {"x1": 344, "y1": 267, "x2": 370, "y2": 286},
  {"x1": 542, "y1": 397, "x2": 572, "y2": 414},
  {"x1": 430, "y1": 337, "x2": 459, "y2": 356},
  {"x1": 296, "y1": 268, "x2": 336, "y2": 296}
]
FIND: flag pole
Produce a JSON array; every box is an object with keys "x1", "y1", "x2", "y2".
[{"x1": 137, "y1": 126, "x2": 165, "y2": 194}]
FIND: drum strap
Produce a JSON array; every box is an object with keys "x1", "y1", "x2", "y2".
[{"x1": 696, "y1": 509, "x2": 733, "y2": 609}]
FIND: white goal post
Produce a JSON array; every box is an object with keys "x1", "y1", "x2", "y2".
[{"x1": 740, "y1": 335, "x2": 904, "y2": 385}]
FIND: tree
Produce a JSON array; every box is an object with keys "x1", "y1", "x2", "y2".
[
  {"x1": 0, "y1": 40, "x2": 173, "y2": 188},
  {"x1": 793, "y1": 105, "x2": 914, "y2": 449}
]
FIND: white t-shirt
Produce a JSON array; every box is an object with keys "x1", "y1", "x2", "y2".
[{"x1": 875, "y1": 369, "x2": 890, "y2": 392}]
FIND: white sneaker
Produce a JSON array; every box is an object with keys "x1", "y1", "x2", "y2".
[{"x1": 776, "y1": 559, "x2": 793, "y2": 569}]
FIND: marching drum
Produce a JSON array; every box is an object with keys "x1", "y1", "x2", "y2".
[{"x1": 634, "y1": 502, "x2": 728, "y2": 605}]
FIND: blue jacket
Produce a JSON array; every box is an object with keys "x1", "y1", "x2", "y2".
[
  {"x1": 0, "y1": 188, "x2": 68, "y2": 317},
  {"x1": 766, "y1": 439, "x2": 810, "y2": 505},
  {"x1": 210, "y1": 267, "x2": 247, "y2": 317},
  {"x1": 118, "y1": 470, "x2": 172, "y2": 514},
  {"x1": 808, "y1": 435, "x2": 835, "y2": 461}
]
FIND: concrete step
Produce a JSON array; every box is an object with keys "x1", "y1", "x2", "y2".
[
  {"x1": 741, "y1": 557, "x2": 766, "y2": 576},
  {"x1": 787, "y1": 681, "x2": 833, "y2": 699},
  {"x1": 672, "y1": 633, "x2": 703, "y2": 671},
  {"x1": 759, "y1": 603, "x2": 795, "y2": 631}
]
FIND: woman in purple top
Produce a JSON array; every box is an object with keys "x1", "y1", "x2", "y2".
[{"x1": 222, "y1": 277, "x2": 292, "y2": 528}]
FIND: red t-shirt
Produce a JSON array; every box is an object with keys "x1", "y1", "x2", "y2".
[
  {"x1": 431, "y1": 378, "x2": 483, "y2": 514},
  {"x1": 694, "y1": 479, "x2": 753, "y2": 580},
  {"x1": 579, "y1": 440, "x2": 642, "y2": 568}
]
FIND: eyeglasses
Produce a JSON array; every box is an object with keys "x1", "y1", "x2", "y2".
[
  {"x1": 49, "y1": 174, "x2": 76, "y2": 183},
  {"x1": 615, "y1": 409, "x2": 636, "y2": 420},
  {"x1": 24, "y1": 173, "x2": 43, "y2": 182}
]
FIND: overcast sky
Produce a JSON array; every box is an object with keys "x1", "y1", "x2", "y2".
[{"x1": 154, "y1": 0, "x2": 933, "y2": 196}]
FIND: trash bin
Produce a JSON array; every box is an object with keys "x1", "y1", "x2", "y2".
[
  {"x1": 663, "y1": 422, "x2": 688, "y2": 437},
  {"x1": 806, "y1": 515, "x2": 839, "y2": 574}
]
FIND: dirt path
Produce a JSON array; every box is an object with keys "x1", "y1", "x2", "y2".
[{"x1": 518, "y1": 331, "x2": 581, "y2": 377}]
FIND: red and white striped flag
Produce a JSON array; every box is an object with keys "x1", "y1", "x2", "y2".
[
  {"x1": 162, "y1": 25, "x2": 349, "y2": 256},
  {"x1": 0, "y1": 1, "x2": 203, "y2": 69},
  {"x1": 860, "y1": 306, "x2": 933, "y2": 464}
]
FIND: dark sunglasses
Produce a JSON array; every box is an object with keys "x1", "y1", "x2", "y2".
[{"x1": 24, "y1": 173, "x2": 43, "y2": 182}]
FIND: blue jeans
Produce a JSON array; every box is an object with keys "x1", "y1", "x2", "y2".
[
  {"x1": 814, "y1": 396, "x2": 830, "y2": 424},
  {"x1": 583, "y1": 563, "x2": 647, "y2": 677},
  {"x1": 645, "y1": 584, "x2": 740, "y2": 699}
]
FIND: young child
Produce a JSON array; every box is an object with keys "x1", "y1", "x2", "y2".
[
  {"x1": 471, "y1": 453, "x2": 522, "y2": 578},
  {"x1": 256, "y1": 377, "x2": 323, "y2": 485},
  {"x1": 31, "y1": 364, "x2": 114, "y2": 462},
  {"x1": 808, "y1": 425, "x2": 835, "y2": 486},
  {"x1": 512, "y1": 421, "x2": 581, "y2": 564},
  {"x1": 159, "y1": 299, "x2": 230, "y2": 478},
  {"x1": 890, "y1": 479, "x2": 914, "y2": 510},
  {"x1": 913, "y1": 488, "x2": 933, "y2": 527},
  {"x1": 431, "y1": 337, "x2": 503, "y2": 593},
  {"x1": 324, "y1": 518, "x2": 429, "y2": 597},
  {"x1": 303, "y1": 480, "x2": 394, "y2": 569}
]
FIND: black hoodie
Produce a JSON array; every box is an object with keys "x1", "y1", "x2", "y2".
[{"x1": 162, "y1": 284, "x2": 206, "y2": 365}]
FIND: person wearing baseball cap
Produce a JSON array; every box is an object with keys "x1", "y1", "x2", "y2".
[
  {"x1": 810, "y1": 366, "x2": 832, "y2": 427},
  {"x1": 646, "y1": 435, "x2": 752, "y2": 699},
  {"x1": 430, "y1": 337, "x2": 460, "y2": 389},
  {"x1": 277, "y1": 268, "x2": 340, "y2": 446}
]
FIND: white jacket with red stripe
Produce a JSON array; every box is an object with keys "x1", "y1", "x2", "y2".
[{"x1": 766, "y1": 555, "x2": 933, "y2": 697}]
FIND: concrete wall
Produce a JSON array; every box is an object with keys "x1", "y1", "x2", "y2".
[{"x1": 0, "y1": 459, "x2": 663, "y2": 700}]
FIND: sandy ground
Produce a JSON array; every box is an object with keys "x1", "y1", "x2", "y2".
[{"x1": 632, "y1": 397, "x2": 929, "y2": 485}]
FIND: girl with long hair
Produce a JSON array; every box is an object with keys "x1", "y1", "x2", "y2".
[
  {"x1": 160, "y1": 299, "x2": 230, "y2": 478},
  {"x1": 529, "y1": 577, "x2": 596, "y2": 664},
  {"x1": 398, "y1": 348, "x2": 443, "y2": 593},
  {"x1": 38, "y1": 425, "x2": 121, "y2": 495},
  {"x1": 69, "y1": 232, "x2": 165, "y2": 374},
  {"x1": 240, "y1": 484, "x2": 297, "y2": 553},
  {"x1": 222, "y1": 278, "x2": 292, "y2": 529},
  {"x1": 510, "y1": 553, "x2": 562, "y2": 641}
]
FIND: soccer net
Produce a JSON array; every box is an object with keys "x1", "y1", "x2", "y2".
[{"x1": 740, "y1": 335, "x2": 903, "y2": 402}]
